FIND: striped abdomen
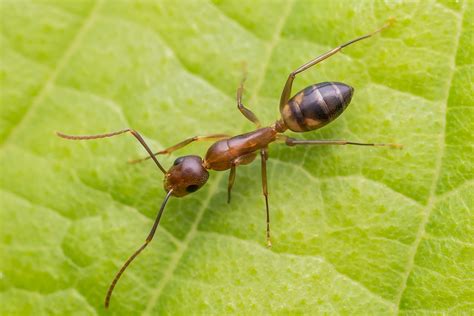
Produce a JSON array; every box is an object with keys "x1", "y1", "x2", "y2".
[{"x1": 280, "y1": 82, "x2": 353, "y2": 132}]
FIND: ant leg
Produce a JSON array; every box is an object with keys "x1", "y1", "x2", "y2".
[
  {"x1": 227, "y1": 152, "x2": 258, "y2": 203},
  {"x1": 56, "y1": 129, "x2": 167, "y2": 174},
  {"x1": 280, "y1": 20, "x2": 393, "y2": 109},
  {"x1": 281, "y1": 135, "x2": 402, "y2": 149},
  {"x1": 237, "y1": 72, "x2": 261, "y2": 127},
  {"x1": 260, "y1": 147, "x2": 271, "y2": 248},
  {"x1": 227, "y1": 165, "x2": 236, "y2": 203},
  {"x1": 129, "y1": 134, "x2": 229, "y2": 164}
]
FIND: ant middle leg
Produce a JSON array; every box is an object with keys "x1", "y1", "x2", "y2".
[
  {"x1": 227, "y1": 165, "x2": 236, "y2": 204},
  {"x1": 226, "y1": 152, "x2": 257, "y2": 204},
  {"x1": 129, "y1": 134, "x2": 230, "y2": 164},
  {"x1": 260, "y1": 147, "x2": 271, "y2": 248},
  {"x1": 237, "y1": 70, "x2": 261, "y2": 127},
  {"x1": 279, "y1": 21, "x2": 393, "y2": 108}
]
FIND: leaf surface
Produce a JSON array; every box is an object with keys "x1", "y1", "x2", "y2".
[{"x1": 0, "y1": 0, "x2": 472, "y2": 315}]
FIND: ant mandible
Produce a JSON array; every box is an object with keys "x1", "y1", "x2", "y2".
[{"x1": 57, "y1": 20, "x2": 401, "y2": 309}]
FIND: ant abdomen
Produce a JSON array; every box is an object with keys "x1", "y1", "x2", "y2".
[{"x1": 280, "y1": 82, "x2": 353, "y2": 132}]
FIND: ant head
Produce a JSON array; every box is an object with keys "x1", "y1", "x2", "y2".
[{"x1": 164, "y1": 155, "x2": 209, "y2": 197}]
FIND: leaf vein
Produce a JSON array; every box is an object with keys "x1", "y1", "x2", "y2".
[
  {"x1": 209, "y1": 0, "x2": 264, "y2": 41},
  {"x1": 197, "y1": 231, "x2": 395, "y2": 307},
  {"x1": 102, "y1": 14, "x2": 239, "y2": 101},
  {"x1": 0, "y1": 0, "x2": 105, "y2": 147},
  {"x1": 393, "y1": 2, "x2": 467, "y2": 313},
  {"x1": 271, "y1": 158, "x2": 423, "y2": 207}
]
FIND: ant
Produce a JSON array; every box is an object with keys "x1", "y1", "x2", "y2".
[{"x1": 57, "y1": 21, "x2": 401, "y2": 309}]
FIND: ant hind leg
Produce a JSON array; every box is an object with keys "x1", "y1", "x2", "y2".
[
  {"x1": 279, "y1": 21, "x2": 393, "y2": 109},
  {"x1": 280, "y1": 135, "x2": 402, "y2": 149}
]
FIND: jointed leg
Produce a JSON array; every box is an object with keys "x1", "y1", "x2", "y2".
[
  {"x1": 129, "y1": 134, "x2": 229, "y2": 164},
  {"x1": 57, "y1": 129, "x2": 167, "y2": 173},
  {"x1": 227, "y1": 165, "x2": 236, "y2": 203},
  {"x1": 227, "y1": 152, "x2": 258, "y2": 203},
  {"x1": 280, "y1": 135, "x2": 402, "y2": 149},
  {"x1": 280, "y1": 21, "x2": 393, "y2": 108},
  {"x1": 237, "y1": 71, "x2": 261, "y2": 127},
  {"x1": 260, "y1": 147, "x2": 271, "y2": 248}
]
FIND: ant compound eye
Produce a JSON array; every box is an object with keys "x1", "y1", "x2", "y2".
[
  {"x1": 173, "y1": 157, "x2": 185, "y2": 166},
  {"x1": 186, "y1": 185, "x2": 199, "y2": 193}
]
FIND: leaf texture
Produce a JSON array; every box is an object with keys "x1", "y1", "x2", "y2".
[{"x1": 0, "y1": 0, "x2": 472, "y2": 315}]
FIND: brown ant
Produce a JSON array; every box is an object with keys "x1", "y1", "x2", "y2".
[{"x1": 57, "y1": 21, "x2": 401, "y2": 309}]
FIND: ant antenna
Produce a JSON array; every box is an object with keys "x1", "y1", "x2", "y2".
[
  {"x1": 56, "y1": 129, "x2": 167, "y2": 174},
  {"x1": 105, "y1": 189, "x2": 173, "y2": 308}
]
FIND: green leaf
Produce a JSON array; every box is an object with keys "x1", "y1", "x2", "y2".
[{"x1": 1, "y1": 0, "x2": 472, "y2": 314}]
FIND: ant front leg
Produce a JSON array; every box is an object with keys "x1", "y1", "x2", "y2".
[
  {"x1": 279, "y1": 21, "x2": 392, "y2": 109},
  {"x1": 237, "y1": 71, "x2": 261, "y2": 127},
  {"x1": 129, "y1": 134, "x2": 229, "y2": 164},
  {"x1": 260, "y1": 147, "x2": 271, "y2": 248}
]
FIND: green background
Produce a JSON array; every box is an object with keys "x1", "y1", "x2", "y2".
[{"x1": 0, "y1": 0, "x2": 472, "y2": 315}]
